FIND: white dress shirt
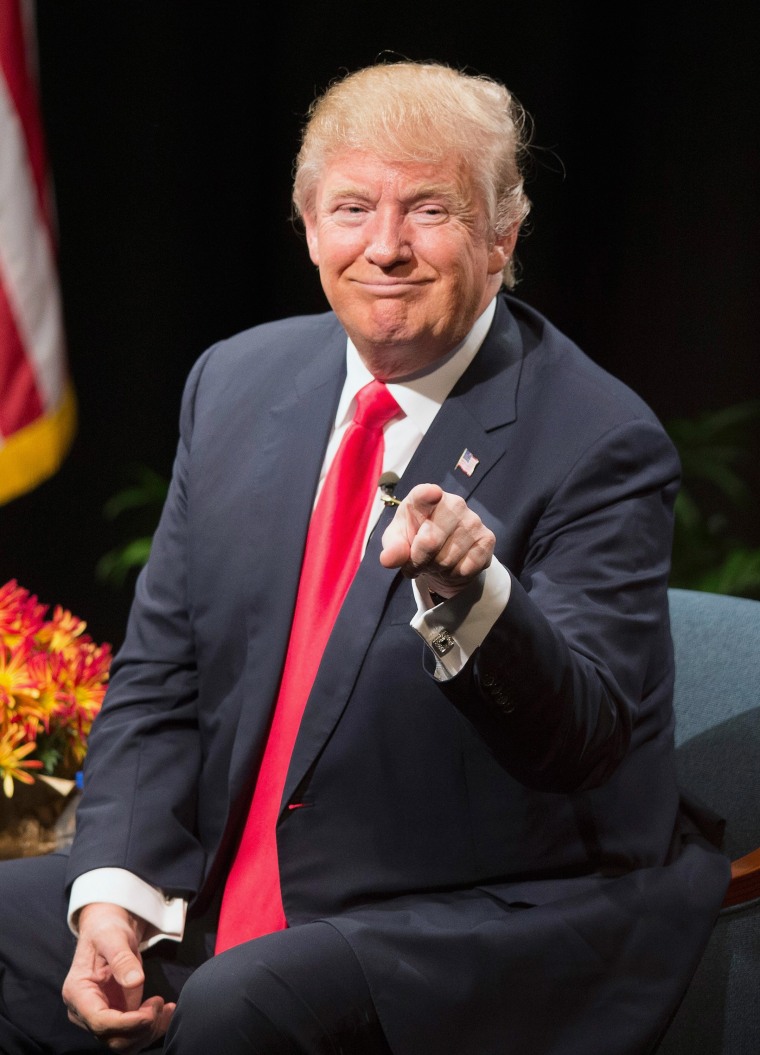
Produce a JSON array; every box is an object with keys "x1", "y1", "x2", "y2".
[{"x1": 68, "y1": 296, "x2": 511, "y2": 946}]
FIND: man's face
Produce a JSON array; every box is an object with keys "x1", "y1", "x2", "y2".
[{"x1": 303, "y1": 151, "x2": 514, "y2": 378}]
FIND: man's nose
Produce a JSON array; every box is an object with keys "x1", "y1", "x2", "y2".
[{"x1": 364, "y1": 213, "x2": 412, "y2": 267}]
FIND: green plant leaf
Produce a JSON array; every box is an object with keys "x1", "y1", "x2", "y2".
[
  {"x1": 688, "y1": 547, "x2": 760, "y2": 598},
  {"x1": 102, "y1": 466, "x2": 169, "y2": 520},
  {"x1": 667, "y1": 400, "x2": 760, "y2": 599},
  {"x1": 96, "y1": 538, "x2": 155, "y2": 586}
]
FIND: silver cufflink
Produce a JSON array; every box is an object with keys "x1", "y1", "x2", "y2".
[{"x1": 431, "y1": 628, "x2": 455, "y2": 656}]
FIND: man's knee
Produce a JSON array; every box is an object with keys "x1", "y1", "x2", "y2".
[
  {"x1": 165, "y1": 924, "x2": 389, "y2": 1055},
  {"x1": 0, "y1": 854, "x2": 80, "y2": 1053},
  {"x1": 166, "y1": 951, "x2": 290, "y2": 1054}
]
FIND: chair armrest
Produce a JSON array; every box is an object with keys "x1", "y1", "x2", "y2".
[{"x1": 723, "y1": 847, "x2": 760, "y2": 907}]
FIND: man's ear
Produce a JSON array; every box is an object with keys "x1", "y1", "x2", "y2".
[
  {"x1": 303, "y1": 214, "x2": 320, "y2": 266},
  {"x1": 488, "y1": 224, "x2": 520, "y2": 276}
]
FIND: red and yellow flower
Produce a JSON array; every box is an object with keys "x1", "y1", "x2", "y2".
[{"x1": 0, "y1": 581, "x2": 111, "y2": 797}]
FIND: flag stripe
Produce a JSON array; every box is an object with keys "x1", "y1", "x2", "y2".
[
  {"x1": 0, "y1": 57, "x2": 67, "y2": 417},
  {"x1": 0, "y1": 0, "x2": 74, "y2": 503},
  {"x1": 0, "y1": 0, "x2": 51, "y2": 231},
  {"x1": 0, "y1": 265, "x2": 43, "y2": 433}
]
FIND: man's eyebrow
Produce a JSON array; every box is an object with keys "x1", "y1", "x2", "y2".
[
  {"x1": 406, "y1": 182, "x2": 458, "y2": 200},
  {"x1": 321, "y1": 183, "x2": 374, "y2": 204},
  {"x1": 322, "y1": 182, "x2": 460, "y2": 206}
]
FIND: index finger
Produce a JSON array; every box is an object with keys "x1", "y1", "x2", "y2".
[
  {"x1": 67, "y1": 999, "x2": 151, "y2": 1035},
  {"x1": 379, "y1": 483, "x2": 444, "y2": 571},
  {"x1": 400, "y1": 483, "x2": 445, "y2": 525},
  {"x1": 68, "y1": 997, "x2": 171, "y2": 1049}
]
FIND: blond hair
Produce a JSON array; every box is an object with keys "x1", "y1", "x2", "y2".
[{"x1": 292, "y1": 60, "x2": 532, "y2": 288}]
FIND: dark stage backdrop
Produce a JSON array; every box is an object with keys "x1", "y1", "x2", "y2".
[{"x1": 2, "y1": 0, "x2": 759, "y2": 650}]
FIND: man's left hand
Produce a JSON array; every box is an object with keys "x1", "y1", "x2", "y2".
[{"x1": 379, "y1": 483, "x2": 495, "y2": 598}]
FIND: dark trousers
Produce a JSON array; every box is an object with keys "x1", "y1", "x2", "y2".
[{"x1": 0, "y1": 853, "x2": 392, "y2": 1055}]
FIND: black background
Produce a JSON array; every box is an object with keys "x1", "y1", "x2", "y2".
[{"x1": 2, "y1": 0, "x2": 759, "y2": 651}]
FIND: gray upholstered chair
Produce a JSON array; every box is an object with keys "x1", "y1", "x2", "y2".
[{"x1": 655, "y1": 587, "x2": 760, "y2": 1054}]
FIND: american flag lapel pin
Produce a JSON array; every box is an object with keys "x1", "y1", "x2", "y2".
[{"x1": 455, "y1": 448, "x2": 479, "y2": 477}]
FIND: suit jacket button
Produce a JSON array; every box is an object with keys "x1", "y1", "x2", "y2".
[{"x1": 492, "y1": 688, "x2": 515, "y2": 713}]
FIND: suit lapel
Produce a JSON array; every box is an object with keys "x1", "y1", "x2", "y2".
[
  {"x1": 282, "y1": 295, "x2": 525, "y2": 809},
  {"x1": 400, "y1": 295, "x2": 523, "y2": 500}
]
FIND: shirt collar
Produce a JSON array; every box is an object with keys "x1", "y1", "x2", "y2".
[{"x1": 337, "y1": 296, "x2": 497, "y2": 434}]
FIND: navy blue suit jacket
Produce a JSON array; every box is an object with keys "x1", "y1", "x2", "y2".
[{"x1": 68, "y1": 293, "x2": 729, "y2": 1054}]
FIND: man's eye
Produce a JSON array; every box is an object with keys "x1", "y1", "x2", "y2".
[{"x1": 415, "y1": 206, "x2": 447, "y2": 222}]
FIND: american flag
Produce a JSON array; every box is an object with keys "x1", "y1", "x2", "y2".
[
  {"x1": 455, "y1": 448, "x2": 479, "y2": 477},
  {"x1": 0, "y1": 0, "x2": 75, "y2": 505}
]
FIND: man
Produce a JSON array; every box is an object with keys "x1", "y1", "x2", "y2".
[{"x1": 0, "y1": 60, "x2": 729, "y2": 1055}]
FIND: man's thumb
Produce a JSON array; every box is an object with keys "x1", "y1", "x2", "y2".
[{"x1": 107, "y1": 946, "x2": 144, "y2": 989}]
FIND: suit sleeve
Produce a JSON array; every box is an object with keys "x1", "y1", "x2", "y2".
[
  {"x1": 438, "y1": 415, "x2": 681, "y2": 794},
  {"x1": 65, "y1": 350, "x2": 215, "y2": 899}
]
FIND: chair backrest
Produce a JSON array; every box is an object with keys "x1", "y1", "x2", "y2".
[{"x1": 668, "y1": 587, "x2": 760, "y2": 862}]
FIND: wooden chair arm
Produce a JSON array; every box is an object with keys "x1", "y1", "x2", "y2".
[{"x1": 723, "y1": 847, "x2": 760, "y2": 908}]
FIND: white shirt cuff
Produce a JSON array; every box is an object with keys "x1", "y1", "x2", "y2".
[
  {"x1": 411, "y1": 558, "x2": 512, "y2": 680},
  {"x1": 68, "y1": 868, "x2": 188, "y2": 950}
]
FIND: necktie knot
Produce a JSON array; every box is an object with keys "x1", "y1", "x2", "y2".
[{"x1": 353, "y1": 380, "x2": 400, "y2": 432}]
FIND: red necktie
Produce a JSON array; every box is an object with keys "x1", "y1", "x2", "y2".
[{"x1": 215, "y1": 380, "x2": 401, "y2": 953}]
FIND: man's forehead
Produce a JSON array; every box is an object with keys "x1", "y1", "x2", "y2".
[{"x1": 318, "y1": 152, "x2": 471, "y2": 199}]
